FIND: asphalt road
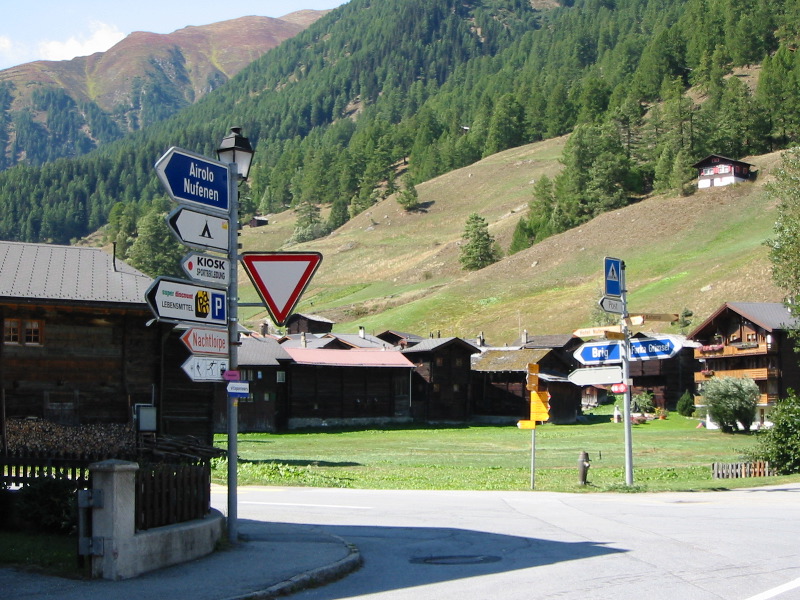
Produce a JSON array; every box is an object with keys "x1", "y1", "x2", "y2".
[{"x1": 213, "y1": 483, "x2": 800, "y2": 600}]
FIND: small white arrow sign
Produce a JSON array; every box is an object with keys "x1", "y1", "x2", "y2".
[
  {"x1": 599, "y1": 296, "x2": 626, "y2": 315},
  {"x1": 181, "y1": 252, "x2": 230, "y2": 286},
  {"x1": 568, "y1": 365, "x2": 624, "y2": 386},
  {"x1": 167, "y1": 206, "x2": 229, "y2": 252},
  {"x1": 181, "y1": 355, "x2": 229, "y2": 382}
]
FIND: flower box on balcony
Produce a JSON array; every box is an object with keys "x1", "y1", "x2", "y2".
[{"x1": 700, "y1": 344, "x2": 724, "y2": 352}]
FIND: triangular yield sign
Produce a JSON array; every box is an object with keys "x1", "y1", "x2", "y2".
[{"x1": 240, "y1": 252, "x2": 322, "y2": 326}]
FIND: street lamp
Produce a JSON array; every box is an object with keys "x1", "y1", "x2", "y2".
[
  {"x1": 216, "y1": 127, "x2": 254, "y2": 544},
  {"x1": 217, "y1": 126, "x2": 254, "y2": 180}
]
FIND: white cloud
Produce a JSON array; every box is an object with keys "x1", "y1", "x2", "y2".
[
  {"x1": 38, "y1": 21, "x2": 125, "y2": 62},
  {"x1": 0, "y1": 35, "x2": 28, "y2": 70}
]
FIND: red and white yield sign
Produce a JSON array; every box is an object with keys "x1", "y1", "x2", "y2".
[{"x1": 240, "y1": 252, "x2": 322, "y2": 326}]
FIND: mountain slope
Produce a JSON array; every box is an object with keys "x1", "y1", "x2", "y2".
[
  {"x1": 0, "y1": 11, "x2": 329, "y2": 167},
  {"x1": 237, "y1": 139, "x2": 785, "y2": 342}
]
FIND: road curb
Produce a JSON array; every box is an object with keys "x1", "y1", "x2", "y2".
[{"x1": 219, "y1": 535, "x2": 362, "y2": 600}]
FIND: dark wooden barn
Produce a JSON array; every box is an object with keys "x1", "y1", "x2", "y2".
[
  {"x1": 282, "y1": 347, "x2": 414, "y2": 427},
  {"x1": 0, "y1": 242, "x2": 216, "y2": 443},
  {"x1": 401, "y1": 337, "x2": 480, "y2": 421}
]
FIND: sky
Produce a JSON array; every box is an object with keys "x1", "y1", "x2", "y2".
[{"x1": 0, "y1": 1, "x2": 347, "y2": 71}]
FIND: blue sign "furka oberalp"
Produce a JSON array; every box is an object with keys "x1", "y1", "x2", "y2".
[{"x1": 155, "y1": 147, "x2": 230, "y2": 214}]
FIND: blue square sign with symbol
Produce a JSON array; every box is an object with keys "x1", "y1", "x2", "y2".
[{"x1": 604, "y1": 257, "x2": 623, "y2": 297}]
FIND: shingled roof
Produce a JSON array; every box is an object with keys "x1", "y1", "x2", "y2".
[{"x1": 0, "y1": 241, "x2": 152, "y2": 306}]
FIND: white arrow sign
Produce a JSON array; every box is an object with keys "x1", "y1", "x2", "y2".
[
  {"x1": 181, "y1": 252, "x2": 230, "y2": 286},
  {"x1": 181, "y1": 355, "x2": 229, "y2": 382},
  {"x1": 180, "y1": 327, "x2": 229, "y2": 356},
  {"x1": 167, "y1": 207, "x2": 230, "y2": 252},
  {"x1": 599, "y1": 296, "x2": 625, "y2": 314},
  {"x1": 568, "y1": 365, "x2": 624, "y2": 386}
]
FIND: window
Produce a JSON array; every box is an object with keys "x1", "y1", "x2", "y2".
[
  {"x1": 4, "y1": 319, "x2": 19, "y2": 343},
  {"x1": 4, "y1": 319, "x2": 43, "y2": 345}
]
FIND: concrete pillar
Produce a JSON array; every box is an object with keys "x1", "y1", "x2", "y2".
[{"x1": 89, "y1": 459, "x2": 139, "y2": 580}]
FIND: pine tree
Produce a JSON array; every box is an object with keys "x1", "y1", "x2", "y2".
[{"x1": 459, "y1": 212, "x2": 500, "y2": 271}]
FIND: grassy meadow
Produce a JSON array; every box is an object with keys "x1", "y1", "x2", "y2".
[{"x1": 212, "y1": 406, "x2": 800, "y2": 493}]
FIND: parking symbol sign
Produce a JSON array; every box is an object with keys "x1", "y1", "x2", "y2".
[{"x1": 604, "y1": 257, "x2": 623, "y2": 298}]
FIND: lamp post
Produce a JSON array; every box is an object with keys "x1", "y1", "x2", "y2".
[{"x1": 216, "y1": 127, "x2": 254, "y2": 544}]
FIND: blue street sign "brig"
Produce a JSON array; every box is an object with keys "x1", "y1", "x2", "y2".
[{"x1": 574, "y1": 341, "x2": 623, "y2": 365}]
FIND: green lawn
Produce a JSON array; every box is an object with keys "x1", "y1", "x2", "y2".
[{"x1": 213, "y1": 409, "x2": 800, "y2": 493}]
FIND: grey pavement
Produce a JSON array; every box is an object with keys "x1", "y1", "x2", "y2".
[{"x1": 2, "y1": 512, "x2": 361, "y2": 600}]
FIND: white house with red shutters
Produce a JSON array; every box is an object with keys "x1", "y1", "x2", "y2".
[{"x1": 692, "y1": 154, "x2": 755, "y2": 189}]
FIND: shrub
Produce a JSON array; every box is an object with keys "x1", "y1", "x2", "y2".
[
  {"x1": 677, "y1": 391, "x2": 695, "y2": 417},
  {"x1": 17, "y1": 477, "x2": 77, "y2": 534},
  {"x1": 632, "y1": 391, "x2": 655, "y2": 413},
  {"x1": 703, "y1": 376, "x2": 759, "y2": 433},
  {"x1": 749, "y1": 391, "x2": 800, "y2": 474}
]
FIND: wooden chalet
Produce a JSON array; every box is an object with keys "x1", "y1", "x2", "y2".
[
  {"x1": 627, "y1": 332, "x2": 694, "y2": 410},
  {"x1": 216, "y1": 334, "x2": 292, "y2": 432},
  {"x1": 689, "y1": 302, "x2": 800, "y2": 426},
  {"x1": 284, "y1": 313, "x2": 335, "y2": 335},
  {"x1": 402, "y1": 337, "x2": 480, "y2": 421},
  {"x1": 0, "y1": 242, "x2": 216, "y2": 442},
  {"x1": 280, "y1": 347, "x2": 415, "y2": 427},
  {"x1": 376, "y1": 330, "x2": 426, "y2": 348},
  {"x1": 692, "y1": 154, "x2": 755, "y2": 189},
  {"x1": 471, "y1": 346, "x2": 581, "y2": 424}
]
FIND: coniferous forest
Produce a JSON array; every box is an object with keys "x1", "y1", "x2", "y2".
[{"x1": 0, "y1": 0, "x2": 798, "y2": 262}]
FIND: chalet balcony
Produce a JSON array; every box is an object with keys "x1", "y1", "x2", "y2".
[
  {"x1": 694, "y1": 367, "x2": 779, "y2": 383},
  {"x1": 694, "y1": 393, "x2": 778, "y2": 407},
  {"x1": 694, "y1": 342, "x2": 773, "y2": 359}
]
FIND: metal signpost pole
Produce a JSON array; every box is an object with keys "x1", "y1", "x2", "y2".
[
  {"x1": 620, "y1": 265, "x2": 634, "y2": 486},
  {"x1": 226, "y1": 162, "x2": 239, "y2": 543}
]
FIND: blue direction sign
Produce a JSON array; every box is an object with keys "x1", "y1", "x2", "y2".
[
  {"x1": 604, "y1": 256, "x2": 624, "y2": 298},
  {"x1": 629, "y1": 337, "x2": 683, "y2": 361},
  {"x1": 155, "y1": 147, "x2": 230, "y2": 214},
  {"x1": 574, "y1": 341, "x2": 623, "y2": 365}
]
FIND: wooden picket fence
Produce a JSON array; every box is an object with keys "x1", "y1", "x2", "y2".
[
  {"x1": 0, "y1": 450, "x2": 111, "y2": 489},
  {"x1": 711, "y1": 461, "x2": 775, "y2": 479},
  {"x1": 135, "y1": 461, "x2": 211, "y2": 531}
]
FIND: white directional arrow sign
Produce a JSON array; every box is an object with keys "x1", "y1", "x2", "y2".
[
  {"x1": 181, "y1": 355, "x2": 229, "y2": 382},
  {"x1": 240, "y1": 252, "x2": 322, "y2": 326},
  {"x1": 167, "y1": 207, "x2": 230, "y2": 252},
  {"x1": 145, "y1": 277, "x2": 227, "y2": 326},
  {"x1": 599, "y1": 295, "x2": 626, "y2": 314},
  {"x1": 568, "y1": 365, "x2": 624, "y2": 386},
  {"x1": 180, "y1": 326, "x2": 229, "y2": 356},
  {"x1": 181, "y1": 252, "x2": 230, "y2": 286}
]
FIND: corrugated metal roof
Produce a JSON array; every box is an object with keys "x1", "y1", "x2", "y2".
[
  {"x1": 471, "y1": 348, "x2": 551, "y2": 372},
  {"x1": 689, "y1": 302, "x2": 798, "y2": 338},
  {"x1": 238, "y1": 335, "x2": 292, "y2": 366},
  {"x1": 0, "y1": 241, "x2": 151, "y2": 305},
  {"x1": 727, "y1": 302, "x2": 797, "y2": 331},
  {"x1": 284, "y1": 347, "x2": 414, "y2": 368}
]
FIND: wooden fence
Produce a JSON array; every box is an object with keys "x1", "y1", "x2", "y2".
[
  {"x1": 2, "y1": 450, "x2": 212, "y2": 531},
  {"x1": 0, "y1": 450, "x2": 110, "y2": 489},
  {"x1": 135, "y1": 461, "x2": 211, "y2": 531},
  {"x1": 712, "y1": 461, "x2": 775, "y2": 479}
]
